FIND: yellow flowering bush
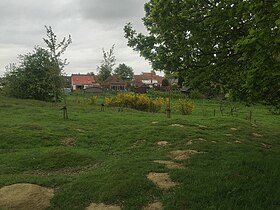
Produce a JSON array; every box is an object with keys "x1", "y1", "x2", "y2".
[
  {"x1": 149, "y1": 97, "x2": 165, "y2": 112},
  {"x1": 105, "y1": 93, "x2": 164, "y2": 112},
  {"x1": 89, "y1": 96, "x2": 98, "y2": 105},
  {"x1": 174, "y1": 99, "x2": 195, "y2": 115},
  {"x1": 134, "y1": 94, "x2": 150, "y2": 111}
]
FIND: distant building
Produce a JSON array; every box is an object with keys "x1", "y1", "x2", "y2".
[
  {"x1": 71, "y1": 74, "x2": 97, "y2": 90},
  {"x1": 133, "y1": 71, "x2": 164, "y2": 88},
  {"x1": 102, "y1": 75, "x2": 127, "y2": 91},
  {"x1": 84, "y1": 85, "x2": 103, "y2": 93}
]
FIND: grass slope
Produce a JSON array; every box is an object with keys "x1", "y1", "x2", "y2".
[{"x1": 0, "y1": 95, "x2": 279, "y2": 210}]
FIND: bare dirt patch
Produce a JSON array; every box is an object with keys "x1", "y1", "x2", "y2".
[
  {"x1": 86, "y1": 203, "x2": 121, "y2": 210},
  {"x1": 147, "y1": 172, "x2": 177, "y2": 189},
  {"x1": 251, "y1": 123, "x2": 258, "y2": 128},
  {"x1": 143, "y1": 201, "x2": 163, "y2": 210},
  {"x1": 76, "y1": 128, "x2": 86, "y2": 133},
  {"x1": 261, "y1": 143, "x2": 271, "y2": 149},
  {"x1": 253, "y1": 133, "x2": 263, "y2": 137},
  {"x1": 153, "y1": 160, "x2": 185, "y2": 169},
  {"x1": 0, "y1": 183, "x2": 54, "y2": 210},
  {"x1": 60, "y1": 137, "x2": 76, "y2": 146},
  {"x1": 186, "y1": 140, "x2": 193, "y2": 145},
  {"x1": 157, "y1": 141, "x2": 169, "y2": 147},
  {"x1": 170, "y1": 124, "x2": 184, "y2": 128},
  {"x1": 197, "y1": 124, "x2": 208, "y2": 129},
  {"x1": 169, "y1": 150, "x2": 201, "y2": 160}
]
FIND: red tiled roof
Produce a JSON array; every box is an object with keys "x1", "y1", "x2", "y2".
[
  {"x1": 71, "y1": 75, "x2": 96, "y2": 85},
  {"x1": 133, "y1": 72, "x2": 164, "y2": 87}
]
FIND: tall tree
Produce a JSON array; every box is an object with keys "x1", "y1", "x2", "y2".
[
  {"x1": 43, "y1": 26, "x2": 72, "y2": 100},
  {"x1": 97, "y1": 45, "x2": 116, "y2": 82},
  {"x1": 124, "y1": 0, "x2": 280, "y2": 110},
  {"x1": 114, "y1": 63, "x2": 134, "y2": 81},
  {"x1": 43, "y1": 26, "x2": 72, "y2": 73}
]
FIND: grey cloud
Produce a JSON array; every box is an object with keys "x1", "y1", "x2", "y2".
[
  {"x1": 79, "y1": 0, "x2": 146, "y2": 23},
  {"x1": 0, "y1": 0, "x2": 79, "y2": 23},
  {"x1": 0, "y1": 0, "x2": 151, "y2": 77}
]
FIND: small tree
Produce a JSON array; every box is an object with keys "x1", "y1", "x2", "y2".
[
  {"x1": 97, "y1": 45, "x2": 116, "y2": 82},
  {"x1": 4, "y1": 26, "x2": 72, "y2": 101},
  {"x1": 114, "y1": 63, "x2": 134, "y2": 81},
  {"x1": 162, "y1": 78, "x2": 170, "y2": 87},
  {"x1": 43, "y1": 26, "x2": 72, "y2": 73},
  {"x1": 43, "y1": 26, "x2": 72, "y2": 100},
  {"x1": 5, "y1": 47, "x2": 60, "y2": 101}
]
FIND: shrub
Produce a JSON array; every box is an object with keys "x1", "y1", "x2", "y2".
[
  {"x1": 70, "y1": 95, "x2": 98, "y2": 105},
  {"x1": 134, "y1": 94, "x2": 150, "y2": 111},
  {"x1": 189, "y1": 89, "x2": 205, "y2": 99},
  {"x1": 147, "y1": 90, "x2": 185, "y2": 99},
  {"x1": 149, "y1": 97, "x2": 165, "y2": 112},
  {"x1": 105, "y1": 93, "x2": 164, "y2": 112},
  {"x1": 89, "y1": 96, "x2": 98, "y2": 105},
  {"x1": 162, "y1": 78, "x2": 170, "y2": 86},
  {"x1": 174, "y1": 99, "x2": 195, "y2": 115}
]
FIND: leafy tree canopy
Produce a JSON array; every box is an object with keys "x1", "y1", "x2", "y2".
[
  {"x1": 4, "y1": 26, "x2": 72, "y2": 101},
  {"x1": 124, "y1": 0, "x2": 280, "y2": 111},
  {"x1": 5, "y1": 47, "x2": 61, "y2": 101},
  {"x1": 87, "y1": 72, "x2": 95, "y2": 76},
  {"x1": 114, "y1": 63, "x2": 134, "y2": 81},
  {"x1": 161, "y1": 78, "x2": 170, "y2": 87}
]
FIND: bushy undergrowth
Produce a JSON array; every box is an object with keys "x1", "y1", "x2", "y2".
[
  {"x1": 189, "y1": 89, "x2": 205, "y2": 99},
  {"x1": 174, "y1": 99, "x2": 195, "y2": 115},
  {"x1": 105, "y1": 93, "x2": 165, "y2": 112},
  {"x1": 68, "y1": 95, "x2": 98, "y2": 105},
  {"x1": 147, "y1": 90, "x2": 185, "y2": 99}
]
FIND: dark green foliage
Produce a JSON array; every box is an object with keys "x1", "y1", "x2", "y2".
[
  {"x1": 97, "y1": 65, "x2": 112, "y2": 82},
  {"x1": 189, "y1": 89, "x2": 205, "y2": 100},
  {"x1": 4, "y1": 26, "x2": 72, "y2": 102},
  {"x1": 114, "y1": 63, "x2": 134, "y2": 81},
  {"x1": 147, "y1": 89, "x2": 185, "y2": 99},
  {"x1": 161, "y1": 78, "x2": 169, "y2": 87},
  {"x1": 124, "y1": 0, "x2": 280, "y2": 112},
  {"x1": 4, "y1": 47, "x2": 62, "y2": 101}
]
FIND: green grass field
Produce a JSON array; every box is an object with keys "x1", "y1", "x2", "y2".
[{"x1": 0, "y1": 95, "x2": 279, "y2": 210}]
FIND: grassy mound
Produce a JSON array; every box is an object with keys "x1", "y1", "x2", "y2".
[{"x1": 0, "y1": 95, "x2": 279, "y2": 210}]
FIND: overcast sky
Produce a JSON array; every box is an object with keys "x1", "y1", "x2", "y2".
[{"x1": 0, "y1": 0, "x2": 155, "y2": 77}]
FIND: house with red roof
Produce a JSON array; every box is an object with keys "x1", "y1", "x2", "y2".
[
  {"x1": 71, "y1": 74, "x2": 97, "y2": 90},
  {"x1": 102, "y1": 75, "x2": 127, "y2": 91},
  {"x1": 133, "y1": 71, "x2": 164, "y2": 88}
]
